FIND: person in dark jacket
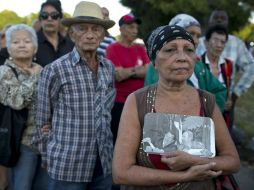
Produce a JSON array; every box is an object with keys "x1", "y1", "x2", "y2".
[{"x1": 35, "y1": 0, "x2": 74, "y2": 67}]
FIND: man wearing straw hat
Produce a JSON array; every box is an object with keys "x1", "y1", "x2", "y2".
[{"x1": 34, "y1": 1, "x2": 116, "y2": 189}]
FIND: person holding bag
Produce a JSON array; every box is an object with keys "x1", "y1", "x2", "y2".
[{"x1": 0, "y1": 24, "x2": 42, "y2": 190}]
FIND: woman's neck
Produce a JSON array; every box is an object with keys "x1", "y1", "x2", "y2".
[
  {"x1": 157, "y1": 80, "x2": 189, "y2": 97},
  {"x1": 12, "y1": 58, "x2": 33, "y2": 69}
]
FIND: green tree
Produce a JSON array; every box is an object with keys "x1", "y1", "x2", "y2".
[
  {"x1": 120, "y1": 0, "x2": 254, "y2": 38},
  {"x1": 0, "y1": 10, "x2": 71, "y2": 31},
  {"x1": 0, "y1": 10, "x2": 26, "y2": 29},
  {"x1": 234, "y1": 23, "x2": 254, "y2": 42}
]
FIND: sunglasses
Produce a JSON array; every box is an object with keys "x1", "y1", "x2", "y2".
[{"x1": 40, "y1": 12, "x2": 60, "y2": 20}]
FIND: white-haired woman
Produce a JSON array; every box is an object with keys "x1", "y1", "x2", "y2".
[{"x1": 0, "y1": 24, "x2": 42, "y2": 190}]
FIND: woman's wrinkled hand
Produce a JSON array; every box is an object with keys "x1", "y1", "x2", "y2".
[
  {"x1": 185, "y1": 162, "x2": 222, "y2": 181},
  {"x1": 161, "y1": 151, "x2": 196, "y2": 171}
]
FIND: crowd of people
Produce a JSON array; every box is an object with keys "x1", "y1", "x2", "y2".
[{"x1": 1, "y1": 0, "x2": 254, "y2": 190}]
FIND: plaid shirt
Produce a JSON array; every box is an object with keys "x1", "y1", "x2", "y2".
[
  {"x1": 196, "y1": 35, "x2": 254, "y2": 96},
  {"x1": 33, "y1": 47, "x2": 116, "y2": 182}
]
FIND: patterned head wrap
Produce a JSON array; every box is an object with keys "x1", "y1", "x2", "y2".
[
  {"x1": 145, "y1": 25, "x2": 195, "y2": 61},
  {"x1": 169, "y1": 13, "x2": 200, "y2": 29}
]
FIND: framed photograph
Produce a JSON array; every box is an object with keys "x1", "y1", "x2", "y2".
[{"x1": 142, "y1": 113, "x2": 215, "y2": 158}]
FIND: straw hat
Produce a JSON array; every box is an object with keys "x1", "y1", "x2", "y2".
[{"x1": 61, "y1": 1, "x2": 115, "y2": 29}]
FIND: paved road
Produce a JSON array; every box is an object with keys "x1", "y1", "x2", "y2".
[{"x1": 234, "y1": 162, "x2": 254, "y2": 189}]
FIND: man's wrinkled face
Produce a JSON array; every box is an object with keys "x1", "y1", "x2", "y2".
[
  {"x1": 120, "y1": 22, "x2": 139, "y2": 43},
  {"x1": 70, "y1": 23, "x2": 105, "y2": 52}
]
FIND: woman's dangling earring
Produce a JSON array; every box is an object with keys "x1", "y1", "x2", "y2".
[
  {"x1": 33, "y1": 56, "x2": 37, "y2": 62},
  {"x1": 9, "y1": 56, "x2": 13, "y2": 60}
]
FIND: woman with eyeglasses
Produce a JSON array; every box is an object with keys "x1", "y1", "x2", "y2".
[
  {"x1": 35, "y1": 0, "x2": 73, "y2": 67},
  {"x1": 0, "y1": 24, "x2": 42, "y2": 190}
]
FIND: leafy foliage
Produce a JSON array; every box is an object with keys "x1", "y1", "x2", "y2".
[
  {"x1": 234, "y1": 23, "x2": 254, "y2": 42},
  {"x1": 0, "y1": 10, "x2": 71, "y2": 31},
  {"x1": 120, "y1": 0, "x2": 254, "y2": 38},
  {"x1": 0, "y1": 10, "x2": 26, "y2": 29}
]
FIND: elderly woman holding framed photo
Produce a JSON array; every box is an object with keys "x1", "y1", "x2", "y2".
[{"x1": 112, "y1": 25, "x2": 240, "y2": 190}]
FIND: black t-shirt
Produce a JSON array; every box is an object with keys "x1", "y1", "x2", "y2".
[
  {"x1": 0, "y1": 48, "x2": 9, "y2": 65},
  {"x1": 35, "y1": 30, "x2": 74, "y2": 67}
]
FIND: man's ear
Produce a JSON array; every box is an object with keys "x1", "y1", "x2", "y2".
[
  {"x1": 100, "y1": 29, "x2": 106, "y2": 42},
  {"x1": 119, "y1": 26, "x2": 124, "y2": 33},
  {"x1": 68, "y1": 26, "x2": 75, "y2": 42}
]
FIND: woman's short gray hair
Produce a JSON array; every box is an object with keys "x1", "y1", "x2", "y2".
[{"x1": 5, "y1": 24, "x2": 38, "y2": 51}]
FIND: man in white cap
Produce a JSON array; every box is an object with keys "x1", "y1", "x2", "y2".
[{"x1": 34, "y1": 1, "x2": 116, "y2": 189}]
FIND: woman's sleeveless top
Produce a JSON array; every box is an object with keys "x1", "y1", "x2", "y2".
[{"x1": 121, "y1": 84, "x2": 216, "y2": 190}]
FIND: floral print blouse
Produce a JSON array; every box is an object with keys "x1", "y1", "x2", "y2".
[{"x1": 0, "y1": 59, "x2": 41, "y2": 146}]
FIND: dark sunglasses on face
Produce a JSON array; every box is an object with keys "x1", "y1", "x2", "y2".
[{"x1": 40, "y1": 12, "x2": 60, "y2": 20}]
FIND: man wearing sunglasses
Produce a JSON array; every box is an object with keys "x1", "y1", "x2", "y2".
[{"x1": 35, "y1": 0, "x2": 74, "y2": 67}]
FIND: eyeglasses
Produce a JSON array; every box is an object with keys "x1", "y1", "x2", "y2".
[
  {"x1": 40, "y1": 12, "x2": 60, "y2": 20},
  {"x1": 211, "y1": 37, "x2": 227, "y2": 46}
]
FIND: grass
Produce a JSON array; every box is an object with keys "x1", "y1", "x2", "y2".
[
  {"x1": 234, "y1": 79, "x2": 254, "y2": 139},
  {"x1": 231, "y1": 74, "x2": 254, "y2": 164}
]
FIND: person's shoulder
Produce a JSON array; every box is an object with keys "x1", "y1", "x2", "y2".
[
  {"x1": 198, "y1": 36, "x2": 205, "y2": 42},
  {"x1": 101, "y1": 56, "x2": 114, "y2": 69},
  {"x1": 36, "y1": 30, "x2": 46, "y2": 43},
  {"x1": 60, "y1": 34, "x2": 74, "y2": 47},
  {"x1": 198, "y1": 89, "x2": 215, "y2": 101},
  {"x1": 0, "y1": 62, "x2": 15, "y2": 79},
  {"x1": 108, "y1": 42, "x2": 120, "y2": 48},
  {"x1": 134, "y1": 84, "x2": 157, "y2": 97},
  {"x1": 228, "y1": 34, "x2": 240, "y2": 40},
  {"x1": 194, "y1": 59, "x2": 206, "y2": 68},
  {"x1": 228, "y1": 34, "x2": 245, "y2": 44},
  {"x1": 104, "y1": 35, "x2": 116, "y2": 43},
  {"x1": 224, "y1": 57, "x2": 233, "y2": 64},
  {"x1": 133, "y1": 43, "x2": 145, "y2": 48},
  {"x1": 0, "y1": 63, "x2": 10, "y2": 72},
  {"x1": 43, "y1": 52, "x2": 71, "y2": 71},
  {"x1": 32, "y1": 62, "x2": 43, "y2": 69},
  {"x1": 132, "y1": 43, "x2": 147, "y2": 53}
]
